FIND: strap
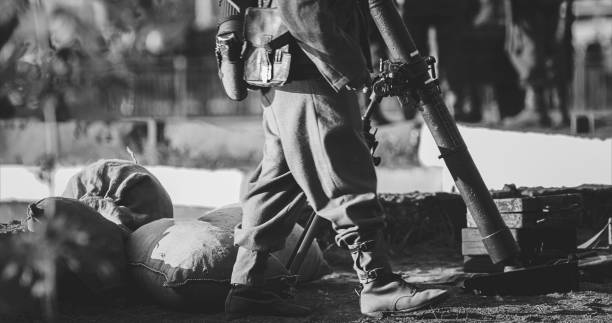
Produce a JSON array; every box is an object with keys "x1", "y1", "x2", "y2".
[
  {"x1": 258, "y1": 0, "x2": 273, "y2": 8},
  {"x1": 267, "y1": 31, "x2": 293, "y2": 51},
  {"x1": 217, "y1": 0, "x2": 241, "y2": 26},
  {"x1": 348, "y1": 240, "x2": 377, "y2": 253},
  {"x1": 357, "y1": 267, "x2": 386, "y2": 284},
  {"x1": 221, "y1": 0, "x2": 241, "y2": 11}
]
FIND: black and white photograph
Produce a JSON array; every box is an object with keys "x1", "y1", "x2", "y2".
[{"x1": 1, "y1": 0, "x2": 611, "y2": 322}]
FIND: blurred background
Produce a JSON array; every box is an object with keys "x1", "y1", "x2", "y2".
[
  {"x1": 3, "y1": 2, "x2": 612, "y2": 320},
  {"x1": 2, "y1": 0, "x2": 612, "y2": 203}
]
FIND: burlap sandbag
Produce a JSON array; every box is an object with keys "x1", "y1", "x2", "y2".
[
  {"x1": 200, "y1": 204, "x2": 332, "y2": 283},
  {"x1": 127, "y1": 218, "x2": 293, "y2": 312},
  {"x1": 62, "y1": 159, "x2": 173, "y2": 231},
  {"x1": 127, "y1": 205, "x2": 331, "y2": 312}
]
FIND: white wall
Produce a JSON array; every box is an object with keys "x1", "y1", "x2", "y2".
[
  {"x1": 3, "y1": 126, "x2": 608, "y2": 206},
  {"x1": 0, "y1": 165, "x2": 244, "y2": 208},
  {"x1": 148, "y1": 166, "x2": 243, "y2": 207},
  {"x1": 1, "y1": 163, "x2": 444, "y2": 207},
  {"x1": 0, "y1": 166, "x2": 50, "y2": 201},
  {"x1": 376, "y1": 167, "x2": 442, "y2": 193},
  {"x1": 419, "y1": 125, "x2": 612, "y2": 191}
]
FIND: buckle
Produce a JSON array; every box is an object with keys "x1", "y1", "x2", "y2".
[
  {"x1": 360, "y1": 267, "x2": 386, "y2": 284},
  {"x1": 348, "y1": 240, "x2": 376, "y2": 254},
  {"x1": 366, "y1": 268, "x2": 384, "y2": 279}
]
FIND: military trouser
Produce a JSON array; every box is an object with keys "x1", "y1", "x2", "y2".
[{"x1": 231, "y1": 78, "x2": 385, "y2": 286}]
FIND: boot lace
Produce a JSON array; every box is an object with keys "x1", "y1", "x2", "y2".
[{"x1": 355, "y1": 271, "x2": 419, "y2": 296}]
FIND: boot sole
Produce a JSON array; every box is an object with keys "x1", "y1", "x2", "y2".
[{"x1": 363, "y1": 292, "x2": 450, "y2": 319}]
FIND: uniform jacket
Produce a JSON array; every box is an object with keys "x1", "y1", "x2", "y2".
[{"x1": 275, "y1": 0, "x2": 371, "y2": 91}]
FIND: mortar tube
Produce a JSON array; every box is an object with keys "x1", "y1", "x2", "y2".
[{"x1": 368, "y1": 0, "x2": 520, "y2": 265}]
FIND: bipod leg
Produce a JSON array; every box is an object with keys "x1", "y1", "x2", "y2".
[
  {"x1": 286, "y1": 212, "x2": 328, "y2": 276},
  {"x1": 286, "y1": 210, "x2": 316, "y2": 270},
  {"x1": 363, "y1": 93, "x2": 383, "y2": 165}
]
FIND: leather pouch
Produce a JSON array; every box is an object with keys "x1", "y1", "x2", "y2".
[{"x1": 243, "y1": 7, "x2": 292, "y2": 87}]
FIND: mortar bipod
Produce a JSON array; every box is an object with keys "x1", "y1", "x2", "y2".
[{"x1": 361, "y1": 57, "x2": 438, "y2": 166}]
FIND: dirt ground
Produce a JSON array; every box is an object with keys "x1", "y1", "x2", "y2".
[{"x1": 21, "y1": 246, "x2": 602, "y2": 323}]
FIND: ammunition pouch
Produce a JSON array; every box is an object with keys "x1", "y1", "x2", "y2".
[
  {"x1": 216, "y1": 1, "x2": 248, "y2": 101},
  {"x1": 216, "y1": 30, "x2": 248, "y2": 101},
  {"x1": 243, "y1": 7, "x2": 292, "y2": 87}
]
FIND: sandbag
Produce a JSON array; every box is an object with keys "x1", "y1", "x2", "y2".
[
  {"x1": 200, "y1": 204, "x2": 332, "y2": 283},
  {"x1": 127, "y1": 218, "x2": 292, "y2": 312},
  {"x1": 127, "y1": 204, "x2": 331, "y2": 312},
  {"x1": 62, "y1": 159, "x2": 173, "y2": 231},
  {"x1": 25, "y1": 197, "x2": 128, "y2": 296}
]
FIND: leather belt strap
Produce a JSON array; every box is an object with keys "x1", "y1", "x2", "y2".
[{"x1": 266, "y1": 31, "x2": 293, "y2": 51}]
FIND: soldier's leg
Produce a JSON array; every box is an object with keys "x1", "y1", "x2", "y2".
[
  {"x1": 269, "y1": 79, "x2": 384, "y2": 242},
  {"x1": 229, "y1": 80, "x2": 382, "y2": 303},
  {"x1": 226, "y1": 94, "x2": 311, "y2": 317},
  {"x1": 270, "y1": 79, "x2": 448, "y2": 317}
]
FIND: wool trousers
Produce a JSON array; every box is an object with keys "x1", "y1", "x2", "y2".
[{"x1": 231, "y1": 78, "x2": 385, "y2": 285}]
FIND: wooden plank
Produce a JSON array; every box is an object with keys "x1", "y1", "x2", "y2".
[
  {"x1": 467, "y1": 208, "x2": 582, "y2": 229},
  {"x1": 462, "y1": 241, "x2": 495, "y2": 256},
  {"x1": 462, "y1": 228, "x2": 530, "y2": 255},
  {"x1": 467, "y1": 194, "x2": 583, "y2": 215},
  {"x1": 493, "y1": 197, "x2": 540, "y2": 213},
  {"x1": 467, "y1": 212, "x2": 536, "y2": 229},
  {"x1": 461, "y1": 228, "x2": 575, "y2": 256}
]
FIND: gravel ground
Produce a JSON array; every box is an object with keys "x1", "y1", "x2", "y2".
[{"x1": 1, "y1": 247, "x2": 605, "y2": 323}]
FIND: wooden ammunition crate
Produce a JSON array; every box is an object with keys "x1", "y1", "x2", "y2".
[
  {"x1": 461, "y1": 227, "x2": 576, "y2": 256},
  {"x1": 466, "y1": 194, "x2": 583, "y2": 229},
  {"x1": 463, "y1": 194, "x2": 581, "y2": 273}
]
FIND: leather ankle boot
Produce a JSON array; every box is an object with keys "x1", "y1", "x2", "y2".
[
  {"x1": 349, "y1": 237, "x2": 449, "y2": 318},
  {"x1": 225, "y1": 248, "x2": 311, "y2": 318},
  {"x1": 225, "y1": 284, "x2": 311, "y2": 318}
]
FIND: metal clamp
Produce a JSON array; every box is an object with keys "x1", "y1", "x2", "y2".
[{"x1": 348, "y1": 240, "x2": 377, "y2": 253}]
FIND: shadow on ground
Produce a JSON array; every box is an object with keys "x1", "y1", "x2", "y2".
[{"x1": 0, "y1": 245, "x2": 608, "y2": 323}]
